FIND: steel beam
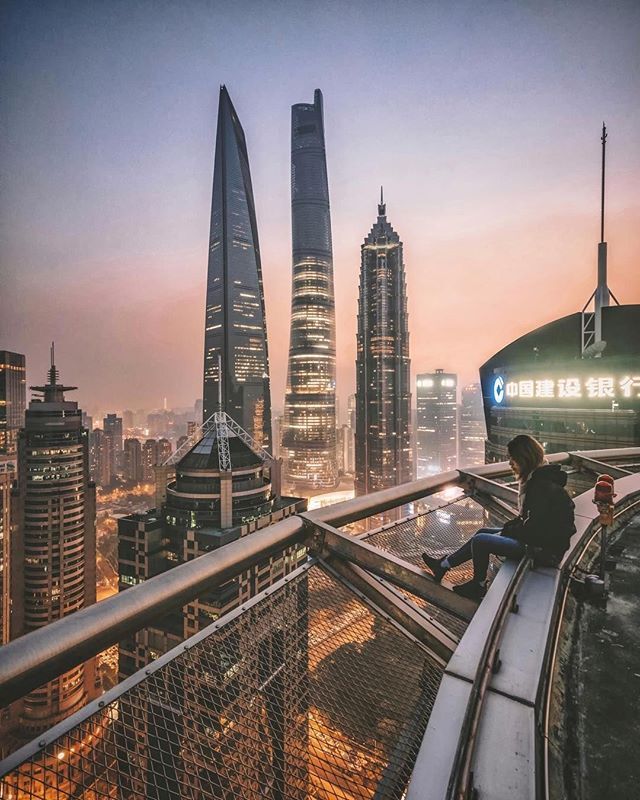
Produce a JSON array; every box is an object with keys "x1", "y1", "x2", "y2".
[
  {"x1": 458, "y1": 471, "x2": 519, "y2": 506},
  {"x1": 568, "y1": 451, "x2": 632, "y2": 479},
  {"x1": 324, "y1": 556, "x2": 457, "y2": 663},
  {"x1": 306, "y1": 518, "x2": 477, "y2": 622}
]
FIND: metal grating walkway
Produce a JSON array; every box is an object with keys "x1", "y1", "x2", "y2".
[
  {"x1": 1, "y1": 563, "x2": 444, "y2": 800},
  {"x1": 365, "y1": 498, "x2": 504, "y2": 637}
]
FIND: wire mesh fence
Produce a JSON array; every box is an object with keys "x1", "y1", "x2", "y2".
[
  {"x1": 0, "y1": 563, "x2": 443, "y2": 800},
  {"x1": 364, "y1": 498, "x2": 505, "y2": 637}
]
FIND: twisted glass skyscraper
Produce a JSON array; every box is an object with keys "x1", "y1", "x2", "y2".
[
  {"x1": 355, "y1": 193, "x2": 412, "y2": 498},
  {"x1": 203, "y1": 86, "x2": 272, "y2": 450},
  {"x1": 283, "y1": 89, "x2": 337, "y2": 490}
]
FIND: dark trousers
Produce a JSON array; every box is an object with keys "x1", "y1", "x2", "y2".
[{"x1": 447, "y1": 527, "x2": 526, "y2": 583}]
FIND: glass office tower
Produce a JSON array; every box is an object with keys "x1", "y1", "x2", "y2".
[
  {"x1": 202, "y1": 86, "x2": 272, "y2": 450},
  {"x1": 416, "y1": 370, "x2": 458, "y2": 476},
  {"x1": 355, "y1": 194, "x2": 412, "y2": 499},
  {"x1": 0, "y1": 351, "x2": 26, "y2": 457},
  {"x1": 283, "y1": 89, "x2": 337, "y2": 491}
]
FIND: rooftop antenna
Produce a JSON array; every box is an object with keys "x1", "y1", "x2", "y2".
[
  {"x1": 581, "y1": 123, "x2": 620, "y2": 358},
  {"x1": 48, "y1": 341, "x2": 59, "y2": 385},
  {"x1": 378, "y1": 185, "x2": 386, "y2": 217},
  {"x1": 217, "y1": 354, "x2": 223, "y2": 412}
]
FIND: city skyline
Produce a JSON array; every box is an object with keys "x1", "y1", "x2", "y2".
[{"x1": 2, "y1": 1, "x2": 640, "y2": 415}]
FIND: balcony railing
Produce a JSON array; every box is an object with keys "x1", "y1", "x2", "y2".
[{"x1": 1, "y1": 447, "x2": 639, "y2": 799}]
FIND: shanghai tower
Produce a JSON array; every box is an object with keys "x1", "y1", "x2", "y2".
[
  {"x1": 355, "y1": 192, "x2": 412, "y2": 499},
  {"x1": 282, "y1": 89, "x2": 337, "y2": 490},
  {"x1": 203, "y1": 86, "x2": 272, "y2": 449}
]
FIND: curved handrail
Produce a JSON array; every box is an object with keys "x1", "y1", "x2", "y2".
[{"x1": 445, "y1": 555, "x2": 531, "y2": 799}]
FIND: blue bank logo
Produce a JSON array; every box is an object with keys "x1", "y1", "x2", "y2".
[{"x1": 493, "y1": 376, "x2": 505, "y2": 404}]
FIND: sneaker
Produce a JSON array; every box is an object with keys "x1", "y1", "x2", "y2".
[
  {"x1": 421, "y1": 553, "x2": 447, "y2": 583},
  {"x1": 452, "y1": 579, "x2": 486, "y2": 601}
]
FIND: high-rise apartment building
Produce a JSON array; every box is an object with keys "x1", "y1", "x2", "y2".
[
  {"x1": 157, "y1": 437, "x2": 172, "y2": 465},
  {"x1": 142, "y1": 439, "x2": 158, "y2": 482},
  {"x1": 0, "y1": 465, "x2": 12, "y2": 646},
  {"x1": 416, "y1": 370, "x2": 458, "y2": 477},
  {"x1": 9, "y1": 356, "x2": 97, "y2": 741},
  {"x1": 103, "y1": 413, "x2": 123, "y2": 473},
  {"x1": 459, "y1": 383, "x2": 486, "y2": 467},
  {"x1": 282, "y1": 89, "x2": 337, "y2": 491},
  {"x1": 202, "y1": 86, "x2": 272, "y2": 448},
  {"x1": 89, "y1": 427, "x2": 112, "y2": 486},
  {"x1": 0, "y1": 351, "x2": 26, "y2": 458},
  {"x1": 355, "y1": 194, "x2": 412, "y2": 498},
  {"x1": 123, "y1": 438, "x2": 143, "y2": 483}
]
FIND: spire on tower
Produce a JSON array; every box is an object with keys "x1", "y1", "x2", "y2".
[
  {"x1": 48, "y1": 341, "x2": 59, "y2": 386},
  {"x1": 31, "y1": 344, "x2": 77, "y2": 402},
  {"x1": 378, "y1": 186, "x2": 386, "y2": 217},
  {"x1": 600, "y1": 121, "x2": 607, "y2": 244}
]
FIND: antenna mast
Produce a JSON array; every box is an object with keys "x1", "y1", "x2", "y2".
[{"x1": 582, "y1": 123, "x2": 619, "y2": 357}]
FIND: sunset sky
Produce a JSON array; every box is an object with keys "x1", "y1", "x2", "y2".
[{"x1": 1, "y1": 0, "x2": 639, "y2": 421}]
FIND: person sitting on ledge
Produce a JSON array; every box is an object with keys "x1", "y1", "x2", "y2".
[{"x1": 422, "y1": 434, "x2": 576, "y2": 601}]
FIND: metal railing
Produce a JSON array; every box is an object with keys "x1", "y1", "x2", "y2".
[{"x1": 1, "y1": 447, "x2": 639, "y2": 800}]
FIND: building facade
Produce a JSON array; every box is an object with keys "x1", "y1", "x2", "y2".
[
  {"x1": 480, "y1": 306, "x2": 640, "y2": 460},
  {"x1": 355, "y1": 195, "x2": 412, "y2": 498},
  {"x1": 459, "y1": 383, "x2": 486, "y2": 468},
  {"x1": 282, "y1": 89, "x2": 338, "y2": 491},
  {"x1": 202, "y1": 86, "x2": 272, "y2": 450},
  {"x1": 124, "y1": 437, "x2": 143, "y2": 483},
  {"x1": 0, "y1": 465, "x2": 12, "y2": 647},
  {"x1": 416, "y1": 370, "x2": 458, "y2": 477},
  {"x1": 103, "y1": 413, "x2": 123, "y2": 479},
  {"x1": 8, "y1": 359, "x2": 97, "y2": 742},
  {"x1": 0, "y1": 351, "x2": 26, "y2": 458}
]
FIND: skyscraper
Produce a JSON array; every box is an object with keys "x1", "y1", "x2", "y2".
[
  {"x1": 123, "y1": 437, "x2": 143, "y2": 483},
  {"x1": 0, "y1": 351, "x2": 26, "y2": 458},
  {"x1": 459, "y1": 383, "x2": 486, "y2": 467},
  {"x1": 103, "y1": 413, "x2": 123, "y2": 479},
  {"x1": 142, "y1": 439, "x2": 158, "y2": 482},
  {"x1": 202, "y1": 86, "x2": 272, "y2": 449},
  {"x1": 355, "y1": 193, "x2": 412, "y2": 498},
  {"x1": 416, "y1": 370, "x2": 458, "y2": 477},
  {"x1": 0, "y1": 465, "x2": 12, "y2": 646},
  {"x1": 9, "y1": 352, "x2": 97, "y2": 740},
  {"x1": 282, "y1": 89, "x2": 337, "y2": 491}
]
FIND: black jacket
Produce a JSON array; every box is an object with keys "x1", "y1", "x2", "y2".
[{"x1": 502, "y1": 464, "x2": 576, "y2": 557}]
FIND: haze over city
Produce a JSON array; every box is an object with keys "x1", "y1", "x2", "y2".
[{"x1": 1, "y1": 0, "x2": 639, "y2": 416}]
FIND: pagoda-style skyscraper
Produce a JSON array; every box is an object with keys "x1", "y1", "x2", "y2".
[
  {"x1": 282, "y1": 89, "x2": 337, "y2": 491},
  {"x1": 9, "y1": 347, "x2": 97, "y2": 741},
  {"x1": 355, "y1": 192, "x2": 412, "y2": 499},
  {"x1": 202, "y1": 86, "x2": 272, "y2": 450}
]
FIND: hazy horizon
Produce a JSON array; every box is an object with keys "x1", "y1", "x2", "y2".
[{"x1": 2, "y1": 0, "x2": 639, "y2": 421}]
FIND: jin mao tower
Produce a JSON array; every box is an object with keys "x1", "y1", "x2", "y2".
[{"x1": 355, "y1": 192, "x2": 412, "y2": 498}]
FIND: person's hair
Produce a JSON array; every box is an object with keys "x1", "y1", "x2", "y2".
[{"x1": 507, "y1": 434, "x2": 545, "y2": 480}]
